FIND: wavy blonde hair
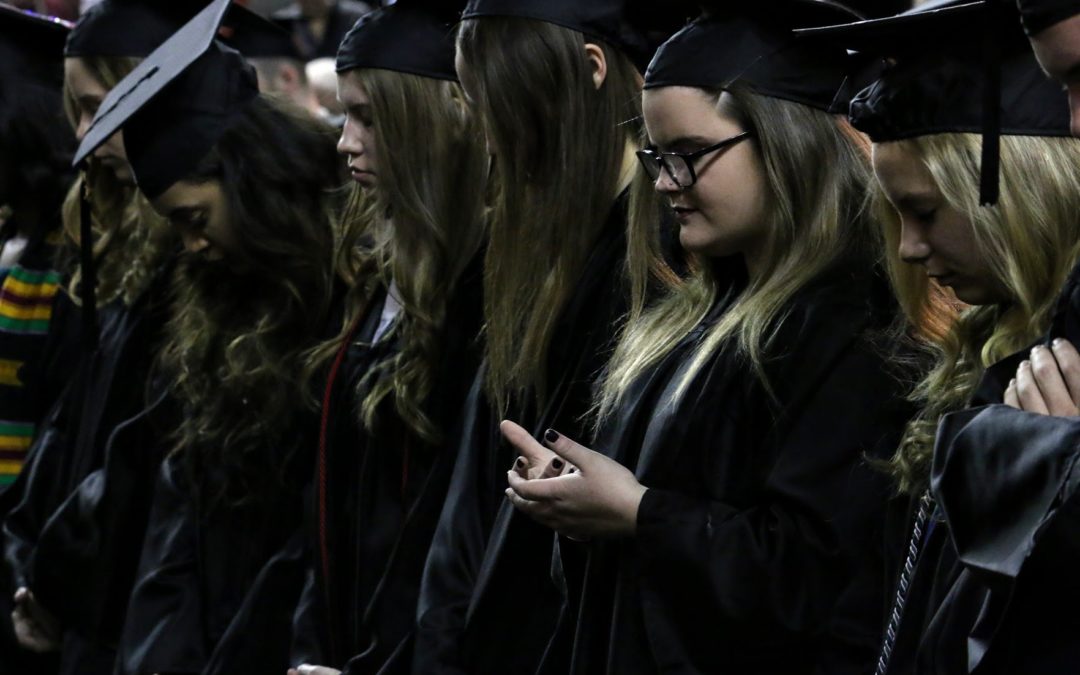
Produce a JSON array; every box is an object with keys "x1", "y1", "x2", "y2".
[
  {"x1": 61, "y1": 56, "x2": 175, "y2": 307},
  {"x1": 598, "y1": 87, "x2": 877, "y2": 419},
  {"x1": 457, "y1": 17, "x2": 642, "y2": 414},
  {"x1": 880, "y1": 133, "x2": 1080, "y2": 494},
  {"x1": 308, "y1": 69, "x2": 488, "y2": 443}
]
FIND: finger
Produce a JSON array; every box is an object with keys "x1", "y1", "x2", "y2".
[
  {"x1": 296, "y1": 666, "x2": 342, "y2": 675},
  {"x1": 1052, "y1": 338, "x2": 1080, "y2": 407},
  {"x1": 13, "y1": 586, "x2": 28, "y2": 604},
  {"x1": 505, "y1": 487, "x2": 544, "y2": 515},
  {"x1": 1030, "y1": 345, "x2": 1075, "y2": 415},
  {"x1": 510, "y1": 456, "x2": 529, "y2": 479},
  {"x1": 500, "y1": 420, "x2": 554, "y2": 465},
  {"x1": 1016, "y1": 360, "x2": 1051, "y2": 415},
  {"x1": 506, "y1": 470, "x2": 562, "y2": 502},
  {"x1": 542, "y1": 429, "x2": 595, "y2": 471},
  {"x1": 1003, "y1": 379, "x2": 1020, "y2": 408},
  {"x1": 537, "y1": 456, "x2": 567, "y2": 479}
]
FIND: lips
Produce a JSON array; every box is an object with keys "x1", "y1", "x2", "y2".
[{"x1": 672, "y1": 205, "x2": 698, "y2": 223}]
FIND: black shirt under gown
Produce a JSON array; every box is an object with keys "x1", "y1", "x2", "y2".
[{"x1": 412, "y1": 200, "x2": 630, "y2": 674}]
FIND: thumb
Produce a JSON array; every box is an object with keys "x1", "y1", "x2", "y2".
[{"x1": 542, "y1": 429, "x2": 592, "y2": 469}]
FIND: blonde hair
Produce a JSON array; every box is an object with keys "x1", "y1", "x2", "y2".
[
  {"x1": 599, "y1": 87, "x2": 877, "y2": 418},
  {"x1": 457, "y1": 17, "x2": 642, "y2": 414},
  {"x1": 310, "y1": 69, "x2": 488, "y2": 443},
  {"x1": 61, "y1": 56, "x2": 175, "y2": 307},
  {"x1": 881, "y1": 133, "x2": 1080, "y2": 493}
]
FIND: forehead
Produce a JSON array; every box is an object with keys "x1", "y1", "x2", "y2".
[
  {"x1": 64, "y1": 57, "x2": 108, "y2": 95},
  {"x1": 871, "y1": 141, "x2": 939, "y2": 196},
  {"x1": 641, "y1": 86, "x2": 736, "y2": 143},
  {"x1": 152, "y1": 179, "x2": 222, "y2": 210},
  {"x1": 336, "y1": 70, "x2": 370, "y2": 104}
]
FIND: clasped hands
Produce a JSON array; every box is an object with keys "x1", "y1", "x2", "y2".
[
  {"x1": 1005, "y1": 338, "x2": 1080, "y2": 416},
  {"x1": 499, "y1": 420, "x2": 646, "y2": 540}
]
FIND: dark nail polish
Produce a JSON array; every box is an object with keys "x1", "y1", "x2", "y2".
[
  {"x1": 552, "y1": 458, "x2": 564, "y2": 470},
  {"x1": 514, "y1": 457, "x2": 525, "y2": 468},
  {"x1": 545, "y1": 429, "x2": 559, "y2": 443}
]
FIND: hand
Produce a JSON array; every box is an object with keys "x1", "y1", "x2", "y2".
[
  {"x1": 1005, "y1": 340, "x2": 1080, "y2": 416},
  {"x1": 288, "y1": 666, "x2": 341, "y2": 675},
  {"x1": 11, "y1": 587, "x2": 60, "y2": 653},
  {"x1": 504, "y1": 420, "x2": 574, "y2": 480},
  {"x1": 500, "y1": 421, "x2": 647, "y2": 540}
]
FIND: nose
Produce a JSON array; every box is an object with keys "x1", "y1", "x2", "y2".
[
  {"x1": 897, "y1": 218, "x2": 932, "y2": 265},
  {"x1": 75, "y1": 111, "x2": 93, "y2": 142},
  {"x1": 337, "y1": 120, "x2": 364, "y2": 157},
  {"x1": 180, "y1": 229, "x2": 210, "y2": 255},
  {"x1": 652, "y1": 169, "x2": 681, "y2": 195}
]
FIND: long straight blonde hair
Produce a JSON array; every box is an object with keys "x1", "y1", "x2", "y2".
[
  {"x1": 457, "y1": 17, "x2": 642, "y2": 414},
  {"x1": 879, "y1": 133, "x2": 1080, "y2": 494},
  {"x1": 598, "y1": 86, "x2": 877, "y2": 419},
  {"x1": 310, "y1": 69, "x2": 488, "y2": 443}
]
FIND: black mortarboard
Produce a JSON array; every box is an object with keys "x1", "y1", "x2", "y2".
[
  {"x1": 219, "y1": 4, "x2": 303, "y2": 61},
  {"x1": 799, "y1": 0, "x2": 1070, "y2": 205},
  {"x1": 72, "y1": 0, "x2": 258, "y2": 199},
  {"x1": 0, "y1": 4, "x2": 71, "y2": 86},
  {"x1": 65, "y1": 0, "x2": 274, "y2": 59},
  {"x1": 1018, "y1": 0, "x2": 1080, "y2": 35},
  {"x1": 335, "y1": 0, "x2": 461, "y2": 80},
  {"x1": 460, "y1": 0, "x2": 663, "y2": 71},
  {"x1": 643, "y1": 0, "x2": 863, "y2": 113}
]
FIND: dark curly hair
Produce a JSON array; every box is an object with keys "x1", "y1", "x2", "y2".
[{"x1": 156, "y1": 94, "x2": 343, "y2": 508}]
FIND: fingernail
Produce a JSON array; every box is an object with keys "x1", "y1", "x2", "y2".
[
  {"x1": 514, "y1": 457, "x2": 525, "y2": 469},
  {"x1": 1053, "y1": 338, "x2": 1065, "y2": 349},
  {"x1": 1009, "y1": 378, "x2": 1016, "y2": 389},
  {"x1": 1021, "y1": 360, "x2": 1031, "y2": 370},
  {"x1": 545, "y1": 429, "x2": 559, "y2": 443},
  {"x1": 1032, "y1": 345, "x2": 1044, "y2": 357},
  {"x1": 552, "y1": 458, "x2": 564, "y2": 470}
]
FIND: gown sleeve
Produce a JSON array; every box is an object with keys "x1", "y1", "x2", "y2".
[{"x1": 412, "y1": 368, "x2": 499, "y2": 674}]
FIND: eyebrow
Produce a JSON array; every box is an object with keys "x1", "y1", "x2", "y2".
[
  {"x1": 655, "y1": 135, "x2": 716, "y2": 151},
  {"x1": 167, "y1": 206, "x2": 205, "y2": 221}
]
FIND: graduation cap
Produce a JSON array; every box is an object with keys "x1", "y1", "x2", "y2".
[
  {"x1": 70, "y1": 0, "x2": 257, "y2": 349},
  {"x1": 460, "y1": 0, "x2": 673, "y2": 71},
  {"x1": 335, "y1": 0, "x2": 462, "y2": 80},
  {"x1": 0, "y1": 4, "x2": 71, "y2": 86},
  {"x1": 1017, "y1": 0, "x2": 1080, "y2": 35},
  {"x1": 66, "y1": 0, "x2": 280, "y2": 59},
  {"x1": 798, "y1": 0, "x2": 1070, "y2": 205},
  {"x1": 643, "y1": 0, "x2": 864, "y2": 113},
  {"x1": 219, "y1": 4, "x2": 303, "y2": 61}
]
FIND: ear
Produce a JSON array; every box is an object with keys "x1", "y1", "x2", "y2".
[
  {"x1": 277, "y1": 63, "x2": 301, "y2": 94},
  {"x1": 584, "y1": 42, "x2": 608, "y2": 90}
]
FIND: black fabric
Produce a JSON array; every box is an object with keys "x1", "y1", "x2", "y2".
[
  {"x1": 65, "y1": 0, "x2": 197, "y2": 57},
  {"x1": 644, "y1": 1, "x2": 863, "y2": 113},
  {"x1": 335, "y1": 0, "x2": 461, "y2": 80},
  {"x1": 0, "y1": 261, "x2": 173, "y2": 675},
  {"x1": 412, "y1": 199, "x2": 629, "y2": 674},
  {"x1": 882, "y1": 263, "x2": 1080, "y2": 674},
  {"x1": 114, "y1": 420, "x2": 314, "y2": 675},
  {"x1": 540, "y1": 266, "x2": 909, "y2": 674},
  {"x1": 122, "y1": 42, "x2": 258, "y2": 200},
  {"x1": 70, "y1": 0, "x2": 256, "y2": 182},
  {"x1": 801, "y1": 0, "x2": 1070, "y2": 141},
  {"x1": 272, "y1": 0, "x2": 375, "y2": 61},
  {"x1": 461, "y1": 0, "x2": 684, "y2": 71},
  {"x1": 289, "y1": 255, "x2": 485, "y2": 674},
  {"x1": 1018, "y1": 0, "x2": 1080, "y2": 34},
  {"x1": 219, "y1": 6, "x2": 301, "y2": 60},
  {"x1": 0, "y1": 5, "x2": 69, "y2": 85}
]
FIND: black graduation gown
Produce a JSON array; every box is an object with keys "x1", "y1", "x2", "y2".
[
  {"x1": 291, "y1": 257, "x2": 485, "y2": 674},
  {"x1": 114, "y1": 281, "x2": 349, "y2": 675},
  {"x1": 0, "y1": 259, "x2": 173, "y2": 675},
  {"x1": 542, "y1": 265, "x2": 910, "y2": 674},
  {"x1": 883, "y1": 262, "x2": 1080, "y2": 674},
  {"x1": 412, "y1": 202, "x2": 629, "y2": 674}
]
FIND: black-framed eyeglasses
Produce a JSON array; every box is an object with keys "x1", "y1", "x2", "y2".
[{"x1": 636, "y1": 131, "x2": 754, "y2": 190}]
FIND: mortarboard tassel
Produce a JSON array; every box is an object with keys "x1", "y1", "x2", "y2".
[{"x1": 979, "y1": 0, "x2": 1003, "y2": 206}]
